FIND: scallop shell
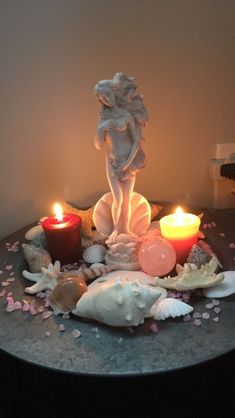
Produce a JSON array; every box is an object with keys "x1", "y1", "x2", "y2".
[
  {"x1": 22, "y1": 243, "x2": 52, "y2": 273},
  {"x1": 93, "y1": 192, "x2": 151, "y2": 238},
  {"x1": 82, "y1": 244, "x2": 106, "y2": 264},
  {"x1": 155, "y1": 257, "x2": 224, "y2": 291},
  {"x1": 49, "y1": 277, "x2": 87, "y2": 314},
  {"x1": 152, "y1": 298, "x2": 193, "y2": 321},
  {"x1": 203, "y1": 270, "x2": 235, "y2": 298},
  {"x1": 73, "y1": 274, "x2": 162, "y2": 327}
]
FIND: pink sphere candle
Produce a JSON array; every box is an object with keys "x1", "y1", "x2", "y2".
[{"x1": 138, "y1": 237, "x2": 176, "y2": 276}]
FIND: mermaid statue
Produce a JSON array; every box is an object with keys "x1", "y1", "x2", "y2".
[{"x1": 93, "y1": 73, "x2": 151, "y2": 269}]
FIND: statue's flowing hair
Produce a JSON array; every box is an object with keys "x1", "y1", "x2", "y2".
[{"x1": 96, "y1": 73, "x2": 148, "y2": 126}]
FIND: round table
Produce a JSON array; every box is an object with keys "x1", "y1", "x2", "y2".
[{"x1": 0, "y1": 207, "x2": 234, "y2": 376}]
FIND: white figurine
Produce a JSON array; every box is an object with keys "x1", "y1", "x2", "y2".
[{"x1": 94, "y1": 73, "x2": 149, "y2": 241}]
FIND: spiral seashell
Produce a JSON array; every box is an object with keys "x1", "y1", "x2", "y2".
[
  {"x1": 22, "y1": 243, "x2": 52, "y2": 273},
  {"x1": 49, "y1": 277, "x2": 87, "y2": 314},
  {"x1": 82, "y1": 244, "x2": 106, "y2": 264}
]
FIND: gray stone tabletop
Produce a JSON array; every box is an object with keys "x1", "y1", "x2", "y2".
[{"x1": 0, "y1": 208, "x2": 235, "y2": 377}]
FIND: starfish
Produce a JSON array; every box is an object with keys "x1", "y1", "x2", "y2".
[{"x1": 23, "y1": 261, "x2": 62, "y2": 294}]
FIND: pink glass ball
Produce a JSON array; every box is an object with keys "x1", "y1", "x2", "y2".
[{"x1": 138, "y1": 237, "x2": 176, "y2": 276}]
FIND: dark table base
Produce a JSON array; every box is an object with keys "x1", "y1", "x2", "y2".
[{"x1": 1, "y1": 349, "x2": 234, "y2": 418}]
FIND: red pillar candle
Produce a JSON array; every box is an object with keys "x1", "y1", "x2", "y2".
[
  {"x1": 159, "y1": 206, "x2": 201, "y2": 265},
  {"x1": 42, "y1": 203, "x2": 82, "y2": 265}
]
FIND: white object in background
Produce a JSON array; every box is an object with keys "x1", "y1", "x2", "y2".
[{"x1": 210, "y1": 142, "x2": 235, "y2": 209}]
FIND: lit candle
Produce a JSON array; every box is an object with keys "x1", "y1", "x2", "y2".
[
  {"x1": 159, "y1": 206, "x2": 201, "y2": 264},
  {"x1": 42, "y1": 203, "x2": 82, "y2": 265}
]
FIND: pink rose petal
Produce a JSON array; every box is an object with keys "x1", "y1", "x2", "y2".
[
  {"x1": 183, "y1": 314, "x2": 191, "y2": 322},
  {"x1": 6, "y1": 303, "x2": 16, "y2": 312},
  {"x1": 59, "y1": 324, "x2": 65, "y2": 332},
  {"x1": 5, "y1": 265, "x2": 13, "y2": 271},
  {"x1": 0, "y1": 290, "x2": 6, "y2": 297},
  {"x1": 228, "y1": 242, "x2": 235, "y2": 249},
  {"x1": 150, "y1": 323, "x2": 159, "y2": 333},
  {"x1": 214, "y1": 307, "x2": 221, "y2": 314},
  {"x1": 1, "y1": 281, "x2": 10, "y2": 287},
  {"x1": 193, "y1": 319, "x2": 202, "y2": 327},
  {"x1": 7, "y1": 277, "x2": 15, "y2": 282},
  {"x1": 22, "y1": 304, "x2": 30, "y2": 312},
  {"x1": 43, "y1": 311, "x2": 53, "y2": 320},
  {"x1": 29, "y1": 306, "x2": 37, "y2": 315},
  {"x1": 6, "y1": 296, "x2": 14, "y2": 304},
  {"x1": 14, "y1": 301, "x2": 22, "y2": 310},
  {"x1": 202, "y1": 312, "x2": 210, "y2": 320},
  {"x1": 219, "y1": 232, "x2": 225, "y2": 237},
  {"x1": 0, "y1": 271, "x2": 3, "y2": 275},
  {"x1": 37, "y1": 305, "x2": 45, "y2": 313},
  {"x1": 72, "y1": 329, "x2": 81, "y2": 339}
]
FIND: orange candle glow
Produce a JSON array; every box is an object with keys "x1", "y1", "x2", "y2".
[{"x1": 159, "y1": 206, "x2": 201, "y2": 264}]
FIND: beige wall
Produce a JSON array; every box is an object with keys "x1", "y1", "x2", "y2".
[{"x1": 0, "y1": 0, "x2": 234, "y2": 239}]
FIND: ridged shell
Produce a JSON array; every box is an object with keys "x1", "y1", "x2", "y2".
[
  {"x1": 22, "y1": 243, "x2": 52, "y2": 273},
  {"x1": 203, "y1": 270, "x2": 235, "y2": 298},
  {"x1": 152, "y1": 298, "x2": 193, "y2": 321},
  {"x1": 93, "y1": 192, "x2": 151, "y2": 237},
  {"x1": 82, "y1": 244, "x2": 106, "y2": 264},
  {"x1": 49, "y1": 277, "x2": 87, "y2": 314},
  {"x1": 73, "y1": 274, "x2": 162, "y2": 327}
]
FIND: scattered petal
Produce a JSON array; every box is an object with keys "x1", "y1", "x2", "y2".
[
  {"x1": 6, "y1": 277, "x2": 15, "y2": 282},
  {"x1": 183, "y1": 314, "x2": 191, "y2": 322},
  {"x1": 72, "y1": 329, "x2": 81, "y2": 339},
  {"x1": 29, "y1": 306, "x2": 37, "y2": 315},
  {"x1": 193, "y1": 319, "x2": 202, "y2": 327},
  {"x1": 205, "y1": 303, "x2": 214, "y2": 310},
  {"x1": 37, "y1": 305, "x2": 45, "y2": 313},
  {"x1": 219, "y1": 233, "x2": 225, "y2": 237},
  {"x1": 213, "y1": 317, "x2": 219, "y2": 322},
  {"x1": 118, "y1": 337, "x2": 123, "y2": 343},
  {"x1": 6, "y1": 303, "x2": 15, "y2": 312},
  {"x1": 202, "y1": 312, "x2": 210, "y2": 320},
  {"x1": 14, "y1": 301, "x2": 22, "y2": 310},
  {"x1": 0, "y1": 290, "x2": 6, "y2": 297},
  {"x1": 62, "y1": 313, "x2": 70, "y2": 319},
  {"x1": 150, "y1": 323, "x2": 159, "y2": 333},
  {"x1": 228, "y1": 242, "x2": 235, "y2": 249},
  {"x1": 6, "y1": 296, "x2": 14, "y2": 304},
  {"x1": 5, "y1": 265, "x2": 13, "y2": 271},
  {"x1": 59, "y1": 324, "x2": 65, "y2": 332},
  {"x1": 43, "y1": 311, "x2": 53, "y2": 320},
  {"x1": 212, "y1": 299, "x2": 220, "y2": 306},
  {"x1": 193, "y1": 312, "x2": 201, "y2": 319},
  {"x1": 22, "y1": 304, "x2": 30, "y2": 312},
  {"x1": 211, "y1": 222, "x2": 216, "y2": 227},
  {"x1": 45, "y1": 331, "x2": 50, "y2": 337},
  {"x1": 213, "y1": 307, "x2": 221, "y2": 315},
  {"x1": 1, "y1": 282, "x2": 10, "y2": 287}
]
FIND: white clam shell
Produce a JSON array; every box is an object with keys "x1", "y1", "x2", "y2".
[
  {"x1": 82, "y1": 244, "x2": 106, "y2": 264},
  {"x1": 203, "y1": 270, "x2": 235, "y2": 298},
  {"x1": 152, "y1": 298, "x2": 193, "y2": 321},
  {"x1": 25, "y1": 225, "x2": 43, "y2": 241}
]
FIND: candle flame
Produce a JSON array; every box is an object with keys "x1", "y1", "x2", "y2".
[
  {"x1": 53, "y1": 203, "x2": 63, "y2": 222},
  {"x1": 174, "y1": 206, "x2": 184, "y2": 225}
]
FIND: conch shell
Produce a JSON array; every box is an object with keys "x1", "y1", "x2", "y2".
[
  {"x1": 49, "y1": 277, "x2": 87, "y2": 314},
  {"x1": 73, "y1": 275, "x2": 162, "y2": 327},
  {"x1": 155, "y1": 257, "x2": 224, "y2": 291},
  {"x1": 22, "y1": 243, "x2": 51, "y2": 273}
]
